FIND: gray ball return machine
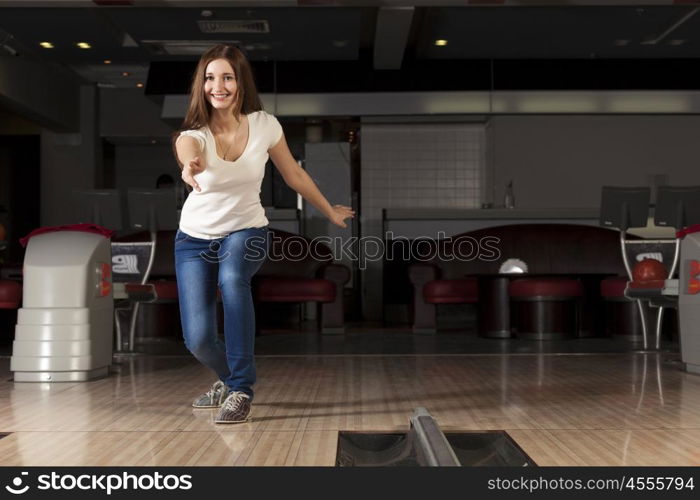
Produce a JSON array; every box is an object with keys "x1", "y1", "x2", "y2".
[
  {"x1": 650, "y1": 186, "x2": 700, "y2": 374},
  {"x1": 10, "y1": 190, "x2": 123, "y2": 382},
  {"x1": 677, "y1": 225, "x2": 700, "y2": 374},
  {"x1": 10, "y1": 188, "x2": 178, "y2": 381}
]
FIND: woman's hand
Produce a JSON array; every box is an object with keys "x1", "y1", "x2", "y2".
[
  {"x1": 329, "y1": 204, "x2": 355, "y2": 228},
  {"x1": 181, "y1": 156, "x2": 205, "y2": 192}
]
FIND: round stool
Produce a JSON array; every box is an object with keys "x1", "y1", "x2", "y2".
[
  {"x1": 509, "y1": 278, "x2": 583, "y2": 340},
  {"x1": 600, "y1": 276, "x2": 643, "y2": 341}
]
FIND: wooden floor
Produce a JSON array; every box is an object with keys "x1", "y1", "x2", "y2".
[{"x1": 0, "y1": 351, "x2": 699, "y2": 466}]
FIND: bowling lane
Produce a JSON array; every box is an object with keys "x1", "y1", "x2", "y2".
[{"x1": 0, "y1": 352, "x2": 698, "y2": 465}]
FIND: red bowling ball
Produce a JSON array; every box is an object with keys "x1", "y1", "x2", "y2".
[{"x1": 632, "y1": 258, "x2": 668, "y2": 282}]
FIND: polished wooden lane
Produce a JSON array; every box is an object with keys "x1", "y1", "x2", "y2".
[{"x1": 0, "y1": 353, "x2": 698, "y2": 466}]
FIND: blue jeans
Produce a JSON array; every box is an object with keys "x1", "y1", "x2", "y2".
[{"x1": 174, "y1": 226, "x2": 269, "y2": 400}]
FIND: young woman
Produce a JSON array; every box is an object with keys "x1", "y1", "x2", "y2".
[{"x1": 173, "y1": 44, "x2": 354, "y2": 424}]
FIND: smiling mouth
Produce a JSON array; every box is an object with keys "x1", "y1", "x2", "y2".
[{"x1": 211, "y1": 93, "x2": 231, "y2": 100}]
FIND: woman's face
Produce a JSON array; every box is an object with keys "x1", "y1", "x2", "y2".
[{"x1": 203, "y1": 58, "x2": 238, "y2": 110}]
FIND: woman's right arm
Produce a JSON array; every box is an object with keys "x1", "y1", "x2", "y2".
[{"x1": 175, "y1": 136, "x2": 205, "y2": 192}]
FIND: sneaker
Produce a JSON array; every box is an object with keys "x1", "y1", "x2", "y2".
[
  {"x1": 214, "y1": 391, "x2": 252, "y2": 424},
  {"x1": 192, "y1": 381, "x2": 229, "y2": 408}
]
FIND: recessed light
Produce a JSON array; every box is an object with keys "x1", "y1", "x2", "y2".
[
  {"x1": 103, "y1": 59, "x2": 112, "y2": 64},
  {"x1": 39, "y1": 42, "x2": 54, "y2": 49},
  {"x1": 136, "y1": 83, "x2": 144, "y2": 88},
  {"x1": 76, "y1": 42, "x2": 91, "y2": 49},
  {"x1": 435, "y1": 39, "x2": 448, "y2": 47},
  {"x1": 122, "y1": 71, "x2": 130, "y2": 77}
]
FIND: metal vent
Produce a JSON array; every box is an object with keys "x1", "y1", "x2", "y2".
[
  {"x1": 141, "y1": 40, "x2": 241, "y2": 56},
  {"x1": 198, "y1": 20, "x2": 270, "y2": 34}
]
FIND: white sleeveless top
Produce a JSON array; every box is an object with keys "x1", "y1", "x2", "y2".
[{"x1": 176, "y1": 110, "x2": 283, "y2": 239}]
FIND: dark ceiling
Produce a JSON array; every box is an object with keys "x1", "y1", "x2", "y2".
[{"x1": 1, "y1": 2, "x2": 699, "y2": 91}]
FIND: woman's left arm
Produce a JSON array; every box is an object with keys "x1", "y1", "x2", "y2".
[{"x1": 269, "y1": 133, "x2": 355, "y2": 228}]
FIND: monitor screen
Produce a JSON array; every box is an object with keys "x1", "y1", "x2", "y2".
[
  {"x1": 654, "y1": 186, "x2": 700, "y2": 229},
  {"x1": 599, "y1": 186, "x2": 650, "y2": 230},
  {"x1": 71, "y1": 189, "x2": 123, "y2": 231},
  {"x1": 127, "y1": 188, "x2": 178, "y2": 231}
]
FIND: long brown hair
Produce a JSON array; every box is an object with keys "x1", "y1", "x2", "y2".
[{"x1": 172, "y1": 45, "x2": 263, "y2": 167}]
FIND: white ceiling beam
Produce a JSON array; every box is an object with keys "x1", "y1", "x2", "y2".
[{"x1": 162, "y1": 90, "x2": 700, "y2": 118}]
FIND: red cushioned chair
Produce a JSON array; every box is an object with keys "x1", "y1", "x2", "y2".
[
  {"x1": 254, "y1": 230, "x2": 350, "y2": 334},
  {"x1": 408, "y1": 263, "x2": 479, "y2": 333},
  {"x1": 423, "y1": 279, "x2": 479, "y2": 304},
  {"x1": 509, "y1": 277, "x2": 584, "y2": 340}
]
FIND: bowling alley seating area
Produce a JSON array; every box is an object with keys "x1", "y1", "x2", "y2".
[
  {"x1": 409, "y1": 223, "x2": 634, "y2": 337},
  {"x1": 0, "y1": 223, "x2": 674, "y2": 353},
  {"x1": 113, "y1": 227, "x2": 350, "y2": 340},
  {"x1": 255, "y1": 228, "x2": 351, "y2": 334}
]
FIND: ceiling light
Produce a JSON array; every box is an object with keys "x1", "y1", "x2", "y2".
[
  {"x1": 76, "y1": 42, "x2": 91, "y2": 49},
  {"x1": 39, "y1": 42, "x2": 54, "y2": 49},
  {"x1": 136, "y1": 83, "x2": 144, "y2": 88},
  {"x1": 103, "y1": 59, "x2": 112, "y2": 64},
  {"x1": 201, "y1": 10, "x2": 213, "y2": 17},
  {"x1": 122, "y1": 71, "x2": 130, "y2": 77},
  {"x1": 435, "y1": 39, "x2": 448, "y2": 47}
]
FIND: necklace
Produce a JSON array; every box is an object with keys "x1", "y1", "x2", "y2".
[{"x1": 214, "y1": 119, "x2": 242, "y2": 161}]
